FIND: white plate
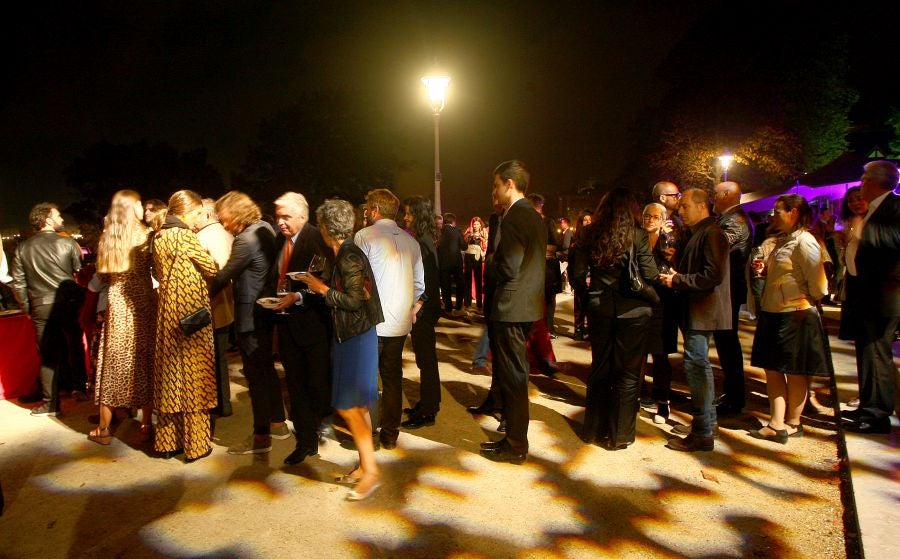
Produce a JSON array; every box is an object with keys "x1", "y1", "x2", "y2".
[
  {"x1": 286, "y1": 271, "x2": 307, "y2": 280},
  {"x1": 256, "y1": 297, "x2": 282, "y2": 309}
]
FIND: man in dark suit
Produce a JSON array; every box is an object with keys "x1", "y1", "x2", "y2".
[
  {"x1": 479, "y1": 160, "x2": 547, "y2": 464},
  {"x1": 659, "y1": 188, "x2": 730, "y2": 452},
  {"x1": 212, "y1": 191, "x2": 286, "y2": 455},
  {"x1": 711, "y1": 181, "x2": 753, "y2": 416},
  {"x1": 437, "y1": 212, "x2": 466, "y2": 315},
  {"x1": 844, "y1": 160, "x2": 900, "y2": 434},
  {"x1": 271, "y1": 192, "x2": 334, "y2": 463}
]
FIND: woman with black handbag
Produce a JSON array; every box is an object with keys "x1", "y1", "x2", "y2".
[
  {"x1": 569, "y1": 188, "x2": 659, "y2": 450},
  {"x1": 152, "y1": 190, "x2": 219, "y2": 462}
]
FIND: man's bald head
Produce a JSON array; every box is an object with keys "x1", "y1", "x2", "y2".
[
  {"x1": 652, "y1": 181, "x2": 682, "y2": 212},
  {"x1": 713, "y1": 181, "x2": 742, "y2": 214}
]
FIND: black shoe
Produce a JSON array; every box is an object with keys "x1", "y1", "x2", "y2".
[
  {"x1": 840, "y1": 408, "x2": 864, "y2": 421},
  {"x1": 401, "y1": 413, "x2": 436, "y2": 429},
  {"x1": 573, "y1": 329, "x2": 586, "y2": 341},
  {"x1": 379, "y1": 436, "x2": 397, "y2": 450},
  {"x1": 284, "y1": 445, "x2": 318, "y2": 465},
  {"x1": 185, "y1": 447, "x2": 213, "y2": 463},
  {"x1": 666, "y1": 433, "x2": 714, "y2": 452},
  {"x1": 497, "y1": 418, "x2": 507, "y2": 433},
  {"x1": 480, "y1": 439, "x2": 505, "y2": 450},
  {"x1": 845, "y1": 418, "x2": 892, "y2": 434},
  {"x1": 748, "y1": 424, "x2": 789, "y2": 444},
  {"x1": 479, "y1": 440, "x2": 526, "y2": 464},
  {"x1": 467, "y1": 403, "x2": 498, "y2": 416},
  {"x1": 653, "y1": 402, "x2": 670, "y2": 424},
  {"x1": 402, "y1": 403, "x2": 420, "y2": 415},
  {"x1": 716, "y1": 403, "x2": 743, "y2": 417}
]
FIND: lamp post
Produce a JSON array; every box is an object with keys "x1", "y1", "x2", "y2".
[
  {"x1": 718, "y1": 150, "x2": 734, "y2": 182},
  {"x1": 422, "y1": 75, "x2": 450, "y2": 215}
]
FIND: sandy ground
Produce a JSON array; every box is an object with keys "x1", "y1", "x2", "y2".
[{"x1": 0, "y1": 295, "x2": 854, "y2": 558}]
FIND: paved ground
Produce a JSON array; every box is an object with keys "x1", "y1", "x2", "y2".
[{"x1": 0, "y1": 295, "x2": 896, "y2": 558}]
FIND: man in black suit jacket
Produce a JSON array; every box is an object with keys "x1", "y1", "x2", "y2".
[
  {"x1": 212, "y1": 192, "x2": 284, "y2": 455},
  {"x1": 844, "y1": 160, "x2": 900, "y2": 434},
  {"x1": 479, "y1": 160, "x2": 547, "y2": 464},
  {"x1": 437, "y1": 213, "x2": 466, "y2": 314},
  {"x1": 271, "y1": 192, "x2": 335, "y2": 463}
]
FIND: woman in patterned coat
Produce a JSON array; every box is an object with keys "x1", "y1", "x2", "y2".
[
  {"x1": 152, "y1": 190, "x2": 219, "y2": 461},
  {"x1": 88, "y1": 190, "x2": 155, "y2": 445}
]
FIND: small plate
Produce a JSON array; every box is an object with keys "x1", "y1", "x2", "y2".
[
  {"x1": 286, "y1": 271, "x2": 307, "y2": 280},
  {"x1": 256, "y1": 297, "x2": 282, "y2": 310}
]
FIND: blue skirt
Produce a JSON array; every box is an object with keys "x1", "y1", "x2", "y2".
[{"x1": 331, "y1": 327, "x2": 379, "y2": 409}]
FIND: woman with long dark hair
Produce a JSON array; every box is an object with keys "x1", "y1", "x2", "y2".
[
  {"x1": 837, "y1": 186, "x2": 868, "y2": 340},
  {"x1": 400, "y1": 196, "x2": 443, "y2": 427},
  {"x1": 463, "y1": 216, "x2": 487, "y2": 309},
  {"x1": 570, "y1": 188, "x2": 658, "y2": 449}
]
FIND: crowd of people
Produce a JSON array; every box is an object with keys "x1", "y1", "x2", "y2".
[{"x1": 2, "y1": 158, "x2": 897, "y2": 501}]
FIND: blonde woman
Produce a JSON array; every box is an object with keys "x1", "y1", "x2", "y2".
[
  {"x1": 89, "y1": 190, "x2": 155, "y2": 445},
  {"x1": 152, "y1": 190, "x2": 219, "y2": 461}
]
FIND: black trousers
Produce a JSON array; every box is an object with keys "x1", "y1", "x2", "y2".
[
  {"x1": 376, "y1": 335, "x2": 407, "y2": 442},
  {"x1": 212, "y1": 325, "x2": 232, "y2": 417},
  {"x1": 584, "y1": 296, "x2": 650, "y2": 446},
  {"x1": 279, "y1": 325, "x2": 332, "y2": 448},
  {"x1": 489, "y1": 320, "x2": 532, "y2": 454},
  {"x1": 237, "y1": 326, "x2": 285, "y2": 435},
  {"x1": 410, "y1": 308, "x2": 441, "y2": 414},
  {"x1": 439, "y1": 266, "x2": 465, "y2": 311},
  {"x1": 855, "y1": 314, "x2": 899, "y2": 420},
  {"x1": 713, "y1": 295, "x2": 745, "y2": 409},
  {"x1": 463, "y1": 254, "x2": 483, "y2": 307},
  {"x1": 32, "y1": 299, "x2": 86, "y2": 407}
]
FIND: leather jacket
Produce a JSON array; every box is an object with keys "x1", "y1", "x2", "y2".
[
  {"x1": 11, "y1": 231, "x2": 82, "y2": 310},
  {"x1": 325, "y1": 240, "x2": 384, "y2": 343}
]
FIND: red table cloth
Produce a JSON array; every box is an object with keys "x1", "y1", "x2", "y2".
[{"x1": 0, "y1": 311, "x2": 41, "y2": 400}]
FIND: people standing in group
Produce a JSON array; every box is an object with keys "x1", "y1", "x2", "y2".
[
  {"x1": 88, "y1": 190, "x2": 156, "y2": 445},
  {"x1": 659, "y1": 188, "x2": 730, "y2": 452},
  {"x1": 151, "y1": 190, "x2": 219, "y2": 462},
  {"x1": 355, "y1": 189, "x2": 424, "y2": 450},
  {"x1": 463, "y1": 216, "x2": 487, "y2": 310},
  {"x1": 437, "y1": 212, "x2": 466, "y2": 316},
  {"x1": 711, "y1": 181, "x2": 753, "y2": 417},
  {"x1": 399, "y1": 196, "x2": 442, "y2": 429},
  {"x1": 11, "y1": 202, "x2": 84, "y2": 416},
  {"x1": 270, "y1": 192, "x2": 335, "y2": 465},
  {"x1": 748, "y1": 194, "x2": 832, "y2": 443},
  {"x1": 297, "y1": 198, "x2": 384, "y2": 500},
  {"x1": 210, "y1": 191, "x2": 286, "y2": 455},
  {"x1": 194, "y1": 198, "x2": 235, "y2": 419},
  {"x1": 479, "y1": 160, "x2": 546, "y2": 465},
  {"x1": 570, "y1": 188, "x2": 658, "y2": 450},
  {"x1": 842, "y1": 161, "x2": 900, "y2": 434},
  {"x1": 639, "y1": 202, "x2": 678, "y2": 424}
]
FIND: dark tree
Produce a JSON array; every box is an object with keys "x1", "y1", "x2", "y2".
[{"x1": 64, "y1": 140, "x2": 223, "y2": 223}]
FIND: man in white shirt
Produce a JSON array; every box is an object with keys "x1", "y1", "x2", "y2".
[{"x1": 354, "y1": 189, "x2": 424, "y2": 449}]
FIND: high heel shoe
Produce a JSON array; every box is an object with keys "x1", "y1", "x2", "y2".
[
  {"x1": 748, "y1": 424, "x2": 789, "y2": 444},
  {"x1": 88, "y1": 427, "x2": 112, "y2": 445},
  {"x1": 346, "y1": 479, "x2": 381, "y2": 501}
]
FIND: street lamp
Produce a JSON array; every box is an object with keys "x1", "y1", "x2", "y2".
[
  {"x1": 718, "y1": 150, "x2": 734, "y2": 182},
  {"x1": 422, "y1": 74, "x2": 450, "y2": 215}
]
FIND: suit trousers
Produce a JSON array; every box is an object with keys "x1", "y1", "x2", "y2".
[
  {"x1": 713, "y1": 297, "x2": 745, "y2": 409},
  {"x1": 279, "y1": 325, "x2": 332, "y2": 448},
  {"x1": 489, "y1": 320, "x2": 532, "y2": 454},
  {"x1": 377, "y1": 335, "x2": 407, "y2": 442},
  {"x1": 237, "y1": 326, "x2": 285, "y2": 435},
  {"x1": 439, "y1": 266, "x2": 464, "y2": 311},
  {"x1": 410, "y1": 308, "x2": 441, "y2": 414},
  {"x1": 855, "y1": 314, "x2": 899, "y2": 420},
  {"x1": 212, "y1": 325, "x2": 233, "y2": 417}
]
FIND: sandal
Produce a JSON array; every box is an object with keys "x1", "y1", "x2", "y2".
[
  {"x1": 786, "y1": 423, "x2": 804, "y2": 437},
  {"x1": 335, "y1": 466, "x2": 363, "y2": 485},
  {"x1": 748, "y1": 424, "x2": 788, "y2": 444},
  {"x1": 88, "y1": 427, "x2": 112, "y2": 445}
]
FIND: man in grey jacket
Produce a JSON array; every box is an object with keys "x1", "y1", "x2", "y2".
[{"x1": 659, "y1": 189, "x2": 730, "y2": 451}]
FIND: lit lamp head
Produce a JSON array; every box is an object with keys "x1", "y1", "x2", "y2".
[
  {"x1": 422, "y1": 75, "x2": 450, "y2": 114},
  {"x1": 718, "y1": 151, "x2": 734, "y2": 173}
]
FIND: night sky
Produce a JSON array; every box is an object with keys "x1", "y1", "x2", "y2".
[{"x1": 2, "y1": 1, "x2": 896, "y2": 228}]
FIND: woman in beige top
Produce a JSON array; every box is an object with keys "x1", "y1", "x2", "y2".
[{"x1": 748, "y1": 194, "x2": 833, "y2": 444}]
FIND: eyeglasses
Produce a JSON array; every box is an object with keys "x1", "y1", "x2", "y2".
[
  {"x1": 642, "y1": 214, "x2": 663, "y2": 221},
  {"x1": 661, "y1": 192, "x2": 682, "y2": 199}
]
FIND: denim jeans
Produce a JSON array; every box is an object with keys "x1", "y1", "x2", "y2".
[
  {"x1": 472, "y1": 326, "x2": 490, "y2": 367},
  {"x1": 683, "y1": 329, "x2": 716, "y2": 437}
]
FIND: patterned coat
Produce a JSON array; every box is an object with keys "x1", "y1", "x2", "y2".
[{"x1": 152, "y1": 223, "x2": 219, "y2": 413}]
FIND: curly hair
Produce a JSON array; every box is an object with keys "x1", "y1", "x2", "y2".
[
  {"x1": 316, "y1": 198, "x2": 356, "y2": 242},
  {"x1": 584, "y1": 187, "x2": 638, "y2": 268},
  {"x1": 215, "y1": 191, "x2": 262, "y2": 232},
  {"x1": 403, "y1": 196, "x2": 439, "y2": 244},
  {"x1": 97, "y1": 190, "x2": 148, "y2": 274},
  {"x1": 28, "y1": 203, "x2": 58, "y2": 230}
]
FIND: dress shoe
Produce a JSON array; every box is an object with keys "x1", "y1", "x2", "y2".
[
  {"x1": 479, "y1": 440, "x2": 526, "y2": 464},
  {"x1": 497, "y1": 418, "x2": 507, "y2": 433},
  {"x1": 401, "y1": 413, "x2": 436, "y2": 429},
  {"x1": 30, "y1": 403, "x2": 60, "y2": 417},
  {"x1": 840, "y1": 408, "x2": 864, "y2": 421},
  {"x1": 283, "y1": 445, "x2": 318, "y2": 465},
  {"x1": 666, "y1": 433, "x2": 714, "y2": 452},
  {"x1": 480, "y1": 439, "x2": 505, "y2": 450},
  {"x1": 466, "y1": 403, "x2": 498, "y2": 416},
  {"x1": 379, "y1": 436, "x2": 397, "y2": 450},
  {"x1": 748, "y1": 424, "x2": 789, "y2": 444},
  {"x1": 845, "y1": 418, "x2": 891, "y2": 434},
  {"x1": 402, "y1": 403, "x2": 420, "y2": 415},
  {"x1": 672, "y1": 423, "x2": 719, "y2": 438},
  {"x1": 716, "y1": 403, "x2": 743, "y2": 417},
  {"x1": 185, "y1": 447, "x2": 213, "y2": 463}
]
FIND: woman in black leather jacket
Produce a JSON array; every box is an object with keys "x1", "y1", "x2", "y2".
[
  {"x1": 298, "y1": 198, "x2": 384, "y2": 501},
  {"x1": 569, "y1": 188, "x2": 659, "y2": 450}
]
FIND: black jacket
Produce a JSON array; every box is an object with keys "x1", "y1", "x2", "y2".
[
  {"x1": 490, "y1": 197, "x2": 547, "y2": 323},
  {"x1": 325, "y1": 240, "x2": 385, "y2": 342},
  {"x1": 856, "y1": 191, "x2": 900, "y2": 317},
  {"x1": 11, "y1": 231, "x2": 82, "y2": 309},
  {"x1": 275, "y1": 222, "x2": 334, "y2": 345},
  {"x1": 437, "y1": 224, "x2": 465, "y2": 270},
  {"x1": 672, "y1": 216, "x2": 731, "y2": 331}
]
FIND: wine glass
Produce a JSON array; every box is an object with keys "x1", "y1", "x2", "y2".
[
  {"x1": 750, "y1": 247, "x2": 766, "y2": 278},
  {"x1": 308, "y1": 254, "x2": 325, "y2": 277},
  {"x1": 275, "y1": 277, "x2": 290, "y2": 315}
]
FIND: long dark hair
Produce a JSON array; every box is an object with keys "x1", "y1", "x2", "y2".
[
  {"x1": 840, "y1": 186, "x2": 863, "y2": 221},
  {"x1": 584, "y1": 187, "x2": 638, "y2": 268},
  {"x1": 403, "y1": 196, "x2": 439, "y2": 244}
]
